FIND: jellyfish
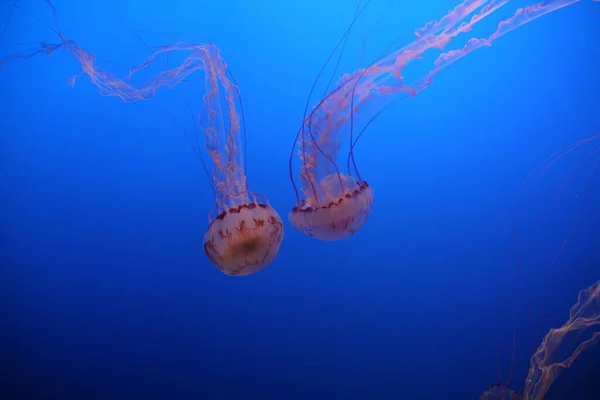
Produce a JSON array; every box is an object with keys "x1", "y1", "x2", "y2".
[
  {"x1": 192, "y1": 48, "x2": 284, "y2": 276},
  {"x1": 288, "y1": 0, "x2": 587, "y2": 241},
  {"x1": 1, "y1": 0, "x2": 284, "y2": 276},
  {"x1": 480, "y1": 278, "x2": 600, "y2": 400},
  {"x1": 477, "y1": 129, "x2": 600, "y2": 399}
]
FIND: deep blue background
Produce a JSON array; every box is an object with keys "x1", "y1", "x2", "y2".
[{"x1": 1, "y1": 1, "x2": 599, "y2": 399}]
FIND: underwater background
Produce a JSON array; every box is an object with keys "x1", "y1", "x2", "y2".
[{"x1": 1, "y1": 0, "x2": 599, "y2": 398}]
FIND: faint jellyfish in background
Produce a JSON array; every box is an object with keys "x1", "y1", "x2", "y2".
[
  {"x1": 0, "y1": 0, "x2": 284, "y2": 276},
  {"x1": 288, "y1": 0, "x2": 589, "y2": 241},
  {"x1": 524, "y1": 280, "x2": 600, "y2": 399},
  {"x1": 480, "y1": 131, "x2": 600, "y2": 399},
  {"x1": 480, "y1": 383, "x2": 521, "y2": 400},
  {"x1": 480, "y1": 278, "x2": 600, "y2": 400}
]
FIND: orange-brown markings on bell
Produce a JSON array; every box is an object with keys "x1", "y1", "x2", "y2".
[
  {"x1": 203, "y1": 203, "x2": 284, "y2": 276},
  {"x1": 291, "y1": 181, "x2": 370, "y2": 213},
  {"x1": 289, "y1": 180, "x2": 373, "y2": 240}
]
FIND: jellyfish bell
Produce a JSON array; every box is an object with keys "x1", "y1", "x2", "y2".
[
  {"x1": 480, "y1": 383, "x2": 521, "y2": 400},
  {"x1": 289, "y1": 173, "x2": 373, "y2": 241},
  {"x1": 204, "y1": 193, "x2": 284, "y2": 277}
]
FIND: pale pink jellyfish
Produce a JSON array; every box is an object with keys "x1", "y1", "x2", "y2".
[
  {"x1": 289, "y1": 0, "x2": 588, "y2": 241},
  {"x1": 1, "y1": 0, "x2": 284, "y2": 276}
]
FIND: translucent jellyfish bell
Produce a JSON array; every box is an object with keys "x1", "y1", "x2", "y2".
[
  {"x1": 204, "y1": 194, "x2": 283, "y2": 276},
  {"x1": 289, "y1": 173, "x2": 373, "y2": 240}
]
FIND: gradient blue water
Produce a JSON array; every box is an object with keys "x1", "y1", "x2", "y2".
[{"x1": 1, "y1": 1, "x2": 599, "y2": 399}]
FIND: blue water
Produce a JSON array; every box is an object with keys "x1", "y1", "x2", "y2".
[{"x1": 1, "y1": 1, "x2": 599, "y2": 399}]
